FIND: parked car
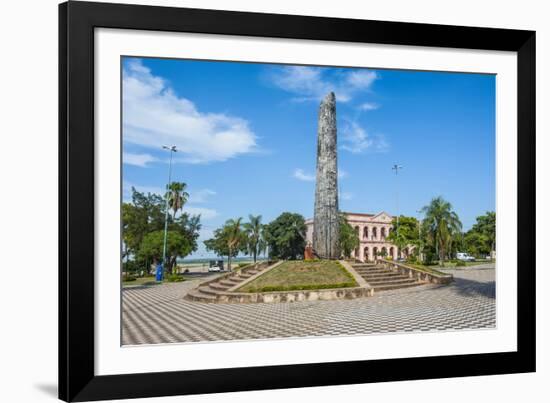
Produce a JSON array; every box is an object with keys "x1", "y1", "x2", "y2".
[
  {"x1": 456, "y1": 252, "x2": 475, "y2": 262},
  {"x1": 208, "y1": 260, "x2": 224, "y2": 272}
]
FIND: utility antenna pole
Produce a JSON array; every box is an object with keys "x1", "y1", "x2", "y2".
[{"x1": 392, "y1": 164, "x2": 403, "y2": 257}]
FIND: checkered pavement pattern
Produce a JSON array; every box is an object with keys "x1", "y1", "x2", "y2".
[{"x1": 122, "y1": 268, "x2": 495, "y2": 345}]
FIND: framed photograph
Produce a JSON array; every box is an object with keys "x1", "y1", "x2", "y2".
[{"x1": 59, "y1": 1, "x2": 535, "y2": 401}]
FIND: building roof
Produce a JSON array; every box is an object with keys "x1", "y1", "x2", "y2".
[
  {"x1": 306, "y1": 211, "x2": 393, "y2": 224},
  {"x1": 341, "y1": 211, "x2": 374, "y2": 217}
]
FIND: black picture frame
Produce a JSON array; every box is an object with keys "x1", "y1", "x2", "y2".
[{"x1": 59, "y1": 1, "x2": 536, "y2": 401}]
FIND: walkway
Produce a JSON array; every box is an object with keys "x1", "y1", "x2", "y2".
[{"x1": 122, "y1": 265, "x2": 495, "y2": 345}]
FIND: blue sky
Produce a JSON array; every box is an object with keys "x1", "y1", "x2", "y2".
[{"x1": 122, "y1": 57, "x2": 495, "y2": 259}]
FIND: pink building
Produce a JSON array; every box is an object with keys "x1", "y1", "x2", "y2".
[{"x1": 305, "y1": 211, "x2": 415, "y2": 262}]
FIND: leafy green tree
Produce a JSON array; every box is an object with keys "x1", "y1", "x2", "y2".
[
  {"x1": 122, "y1": 187, "x2": 201, "y2": 276},
  {"x1": 225, "y1": 218, "x2": 244, "y2": 271},
  {"x1": 174, "y1": 213, "x2": 201, "y2": 249},
  {"x1": 122, "y1": 188, "x2": 165, "y2": 261},
  {"x1": 387, "y1": 215, "x2": 420, "y2": 258},
  {"x1": 263, "y1": 212, "x2": 306, "y2": 260},
  {"x1": 204, "y1": 218, "x2": 246, "y2": 271},
  {"x1": 166, "y1": 182, "x2": 189, "y2": 220},
  {"x1": 204, "y1": 228, "x2": 237, "y2": 264},
  {"x1": 243, "y1": 214, "x2": 266, "y2": 263},
  {"x1": 420, "y1": 196, "x2": 462, "y2": 265},
  {"x1": 466, "y1": 211, "x2": 496, "y2": 255},
  {"x1": 137, "y1": 230, "x2": 194, "y2": 274},
  {"x1": 338, "y1": 213, "x2": 359, "y2": 258},
  {"x1": 463, "y1": 231, "x2": 490, "y2": 257}
]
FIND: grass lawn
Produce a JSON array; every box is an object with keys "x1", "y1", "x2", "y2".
[
  {"x1": 238, "y1": 260, "x2": 357, "y2": 293},
  {"x1": 122, "y1": 276, "x2": 158, "y2": 287}
]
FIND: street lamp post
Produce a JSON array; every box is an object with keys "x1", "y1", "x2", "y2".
[
  {"x1": 416, "y1": 209, "x2": 423, "y2": 262},
  {"x1": 160, "y1": 145, "x2": 177, "y2": 281}
]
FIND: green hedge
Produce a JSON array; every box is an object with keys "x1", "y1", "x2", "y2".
[
  {"x1": 244, "y1": 281, "x2": 357, "y2": 293},
  {"x1": 166, "y1": 274, "x2": 185, "y2": 282}
]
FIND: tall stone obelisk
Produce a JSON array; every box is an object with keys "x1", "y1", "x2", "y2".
[{"x1": 313, "y1": 92, "x2": 340, "y2": 259}]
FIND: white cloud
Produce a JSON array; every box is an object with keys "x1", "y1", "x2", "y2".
[
  {"x1": 182, "y1": 206, "x2": 218, "y2": 220},
  {"x1": 338, "y1": 169, "x2": 348, "y2": 179},
  {"x1": 293, "y1": 168, "x2": 315, "y2": 182},
  {"x1": 340, "y1": 192, "x2": 353, "y2": 201},
  {"x1": 123, "y1": 59, "x2": 258, "y2": 164},
  {"x1": 341, "y1": 122, "x2": 389, "y2": 154},
  {"x1": 269, "y1": 66, "x2": 378, "y2": 103},
  {"x1": 358, "y1": 102, "x2": 380, "y2": 111},
  {"x1": 188, "y1": 189, "x2": 216, "y2": 204},
  {"x1": 346, "y1": 71, "x2": 378, "y2": 89},
  {"x1": 123, "y1": 152, "x2": 157, "y2": 167}
]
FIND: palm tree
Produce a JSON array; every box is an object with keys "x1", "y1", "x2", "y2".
[
  {"x1": 225, "y1": 217, "x2": 243, "y2": 271},
  {"x1": 166, "y1": 182, "x2": 189, "y2": 220},
  {"x1": 243, "y1": 215, "x2": 265, "y2": 263},
  {"x1": 420, "y1": 196, "x2": 462, "y2": 265}
]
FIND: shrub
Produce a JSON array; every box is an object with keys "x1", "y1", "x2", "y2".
[
  {"x1": 122, "y1": 274, "x2": 136, "y2": 282},
  {"x1": 122, "y1": 260, "x2": 142, "y2": 275},
  {"x1": 238, "y1": 262, "x2": 249, "y2": 268},
  {"x1": 246, "y1": 282, "x2": 357, "y2": 293},
  {"x1": 166, "y1": 274, "x2": 185, "y2": 282},
  {"x1": 455, "y1": 260, "x2": 466, "y2": 267}
]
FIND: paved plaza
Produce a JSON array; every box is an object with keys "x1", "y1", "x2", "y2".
[{"x1": 122, "y1": 265, "x2": 496, "y2": 345}]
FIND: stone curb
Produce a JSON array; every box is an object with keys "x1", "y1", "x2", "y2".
[
  {"x1": 377, "y1": 259, "x2": 453, "y2": 285},
  {"x1": 189, "y1": 285, "x2": 373, "y2": 304},
  {"x1": 227, "y1": 260, "x2": 285, "y2": 292},
  {"x1": 185, "y1": 260, "x2": 375, "y2": 304}
]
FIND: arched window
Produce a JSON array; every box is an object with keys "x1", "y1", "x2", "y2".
[
  {"x1": 381, "y1": 246, "x2": 388, "y2": 257},
  {"x1": 373, "y1": 247, "x2": 379, "y2": 258},
  {"x1": 381, "y1": 227, "x2": 386, "y2": 240},
  {"x1": 354, "y1": 226, "x2": 359, "y2": 235},
  {"x1": 363, "y1": 227, "x2": 369, "y2": 239},
  {"x1": 372, "y1": 227, "x2": 377, "y2": 240},
  {"x1": 389, "y1": 247, "x2": 395, "y2": 259},
  {"x1": 364, "y1": 247, "x2": 369, "y2": 261}
]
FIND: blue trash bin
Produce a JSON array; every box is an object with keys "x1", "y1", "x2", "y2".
[{"x1": 155, "y1": 263, "x2": 163, "y2": 281}]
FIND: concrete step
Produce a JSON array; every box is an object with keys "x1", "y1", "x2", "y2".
[
  {"x1": 185, "y1": 289, "x2": 218, "y2": 302},
  {"x1": 362, "y1": 272, "x2": 404, "y2": 279},
  {"x1": 352, "y1": 263, "x2": 377, "y2": 268},
  {"x1": 364, "y1": 276, "x2": 411, "y2": 284},
  {"x1": 372, "y1": 282, "x2": 422, "y2": 291},
  {"x1": 367, "y1": 278, "x2": 416, "y2": 286},
  {"x1": 198, "y1": 287, "x2": 226, "y2": 296},
  {"x1": 209, "y1": 282, "x2": 231, "y2": 291},
  {"x1": 219, "y1": 279, "x2": 240, "y2": 287},
  {"x1": 356, "y1": 269, "x2": 393, "y2": 275},
  {"x1": 355, "y1": 267, "x2": 390, "y2": 272}
]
